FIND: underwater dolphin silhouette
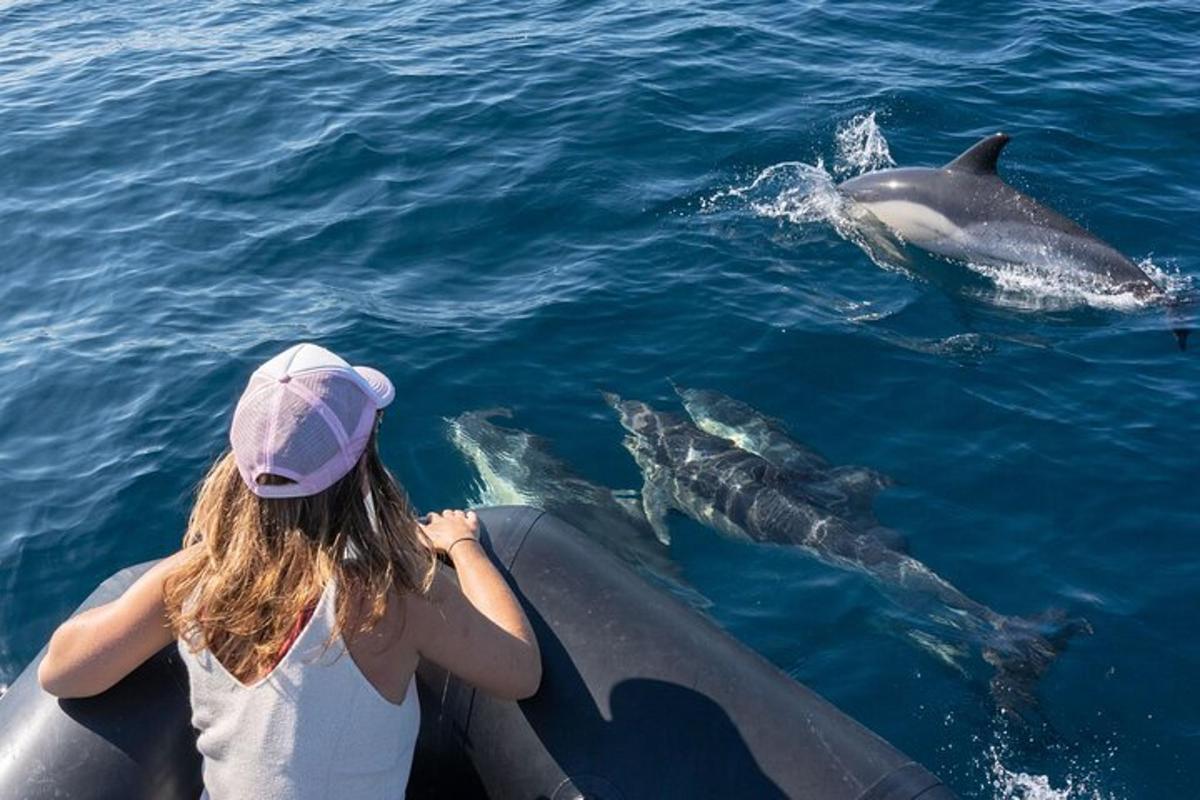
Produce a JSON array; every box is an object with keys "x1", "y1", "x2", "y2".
[
  {"x1": 838, "y1": 133, "x2": 1189, "y2": 348},
  {"x1": 446, "y1": 408, "x2": 686, "y2": 588},
  {"x1": 674, "y1": 384, "x2": 892, "y2": 494},
  {"x1": 606, "y1": 390, "x2": 1090, "y2": 718}
]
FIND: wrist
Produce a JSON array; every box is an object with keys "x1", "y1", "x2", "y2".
[{"x1": 446, "y1": 537, "x2": 481, "y2": 559}]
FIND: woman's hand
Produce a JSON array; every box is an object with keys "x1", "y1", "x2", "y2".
[{"x1": 419, "y1": 509, "x2": 480, "y2": 558}]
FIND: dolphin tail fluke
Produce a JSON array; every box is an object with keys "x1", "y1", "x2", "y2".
[
  {"x1": 983, "y1": 609, "x2": 1092, "y2": 721},
  {"x1": 1165, "y1": 289, "x2": 1196, "y2": 351}
]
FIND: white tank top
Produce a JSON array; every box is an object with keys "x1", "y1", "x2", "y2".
[{"x1": 179, "y1": 579, "x2": 420, "y2": 800}]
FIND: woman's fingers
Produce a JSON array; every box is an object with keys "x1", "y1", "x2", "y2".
[{"x1": 419, "y1": 509, "x2": 477, "y2": 546}]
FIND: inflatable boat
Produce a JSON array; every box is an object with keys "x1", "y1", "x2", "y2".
[{"x1": 0, "y1": 506, "x2": 957, "y2": 799}]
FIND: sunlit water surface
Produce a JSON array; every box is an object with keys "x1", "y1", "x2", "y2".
[{"x1": 2, "y1": 2, "x2": 1198, "y2": 797}]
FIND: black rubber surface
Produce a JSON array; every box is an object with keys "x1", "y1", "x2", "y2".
[
  {"x1": 0, "y1": 506, "x2": 956, "y2": 800},
  {"x1": 0, "y1": 562, "x2": 202, "y2": 800}
]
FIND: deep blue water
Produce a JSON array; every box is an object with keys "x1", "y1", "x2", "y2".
[{"x1": 2, "y1": 1, "x2": 1198, "y2": 796}]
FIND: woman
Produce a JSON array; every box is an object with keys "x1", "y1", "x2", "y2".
[{"x1": 37, "y1": 342, "x2": 541, "y2": 798}]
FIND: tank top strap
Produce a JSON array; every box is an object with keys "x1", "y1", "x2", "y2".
[{"x1": 277, "y1": 577, "x2": 340, "y2": 668}]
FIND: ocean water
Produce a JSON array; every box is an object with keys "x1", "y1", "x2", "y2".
[{"x1": 1, "y1": 1, "x2": 1198, "y2": 797}]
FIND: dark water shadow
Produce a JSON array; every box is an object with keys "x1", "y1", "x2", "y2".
[
  {"x1": 49, "y1": 645, "x2": 200, "y2": 800},
  {"x1": 513, "y1": 597, "x2": 789, "y2": 800}
]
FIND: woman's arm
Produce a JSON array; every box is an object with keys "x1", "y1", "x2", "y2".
[
  {"x1": 408, "y1": 510, "x2": 541, "y2": 700},
  {"x1": 38, "y1": 551, "x2": 186, "y2": 698}
]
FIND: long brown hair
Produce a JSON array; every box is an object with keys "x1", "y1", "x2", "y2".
[{"x1": 164, "y1": 430, "x2": 435, "y2": 683}]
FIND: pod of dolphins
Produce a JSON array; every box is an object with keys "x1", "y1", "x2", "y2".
[
  {"x1": 449, "y1": 386, "x2": 1091, "y2": 721},
  {"x1": 444, "y1": 133, "x2": 1191, "y2": 723}
]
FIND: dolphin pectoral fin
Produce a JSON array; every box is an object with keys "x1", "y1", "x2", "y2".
[
  {"x1": 842, "y1": 201, "x2": 916, "y2": 268},
  {"x1": 905, "y1": 630, "x2": 970, "y2": 677},
  {"x1": 612, "y1": 489, "x2": 652, "y2": 524},
  {"x1": 640, "y1": 480, "x2": 672, "y2": 546},
  {"x1": 944, "y1": 132, "x2": 1009, "y2": 175},
  {"x1": 1166, "y1": 291, "x2": 1195, "y2": 350}
]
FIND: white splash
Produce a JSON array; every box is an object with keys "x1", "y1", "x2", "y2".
[
  {"x1": 702, "y1": 156, "x2": 911, "y2": 274},
  {"x1": 985, "y1": 746, "x2": 1118, "y2": 800},
  {"x1": 973, "y1": 256, "x2": 1189, "y2": 312},
  {"x1": 701, "y1": 113, "x2": 915, "y2": 274},
  {"x1": 834, "y1": 111, "x2": 896, "y2": 177},
  {"x1": 702, "y1": 159, "x2": 840, "y2": 223}
]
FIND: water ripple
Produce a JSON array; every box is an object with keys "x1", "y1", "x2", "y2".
[{"x1": 1, "y1": 1, "x2": 1197, "y2": 796}]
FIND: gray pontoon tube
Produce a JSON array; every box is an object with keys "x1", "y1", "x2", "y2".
[{"x1": 0, "y1": 506, "x2": 956, "y2": 800}]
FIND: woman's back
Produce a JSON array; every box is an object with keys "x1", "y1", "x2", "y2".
[{"x1": 181, "y1": 578, "x2": 420, "y2": 800}]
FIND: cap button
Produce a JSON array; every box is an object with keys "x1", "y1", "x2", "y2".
[{"x1": 279, "y1": 375, "x2": 292, "y2": 383}]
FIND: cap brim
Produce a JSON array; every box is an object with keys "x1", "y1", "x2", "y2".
[{"x1": 354, "y1": 366, "x2": 395, "y2": 408}]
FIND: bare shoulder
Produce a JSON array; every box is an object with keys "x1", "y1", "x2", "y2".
[
  {"x1": 343, "y1": 579, "x2": 421, "y2": 647},
  {"x1": 120, "y1": 546, "x2": 199, "y2": 602},
  {"x1": 343, "y1": 580, "x2": 423, "y2": 702},
  {"x1": 404, "y1": 567, "x2": 459, "y2": 616},
  {"x1": 342, "y1": 568, "x2": 471, "y2": 662},
  {"x1": 155, "y1": 546, "x2": 198, "y2": 576}
]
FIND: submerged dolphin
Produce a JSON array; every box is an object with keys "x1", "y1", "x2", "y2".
[
  {"x1": 446, "y1": 409, "x2": 686, "y2": 591},
  {"x1": 606, "y1": 391, "x2": 1089, "y2": 717},
  {"x1": 674, "y1": 384, "x2": 894, "y2": 526},
  {"x1": 839, "y1": 133, "x2": 1163, "y2": 298}
]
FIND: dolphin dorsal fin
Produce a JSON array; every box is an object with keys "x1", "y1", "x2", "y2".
[{"x1": 944, "y1": 132, "x2": 1010, "y2": 174}]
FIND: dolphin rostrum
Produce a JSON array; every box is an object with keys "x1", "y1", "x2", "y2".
[
  {"x1": 838, "y1": 133, "x2": 1163, "y2": 297},
  {"x1": 446, "y1": 408, "x2": 690, "y2": 594},
  {"x1": 606, "y1": 390, "x2": 1089, "y2": 718}
]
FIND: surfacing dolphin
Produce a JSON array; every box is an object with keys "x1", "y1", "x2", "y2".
[
  {"x1": 839, "y1": 133, "x2": 1190, "y2": 348},
  {"x1": 605, "y1": 391, "x2": 1089, "y2": 718},
  {"x1": 839, "y1": 133, "x2": 1162, "y2": 296},
  {"x1": 446, "y1": 409, "x2": 689, "y2": 594}
]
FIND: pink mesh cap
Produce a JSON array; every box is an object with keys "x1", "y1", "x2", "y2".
[{"x1": 230, "y1": 343, "x2": 395, "y2": 498}]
